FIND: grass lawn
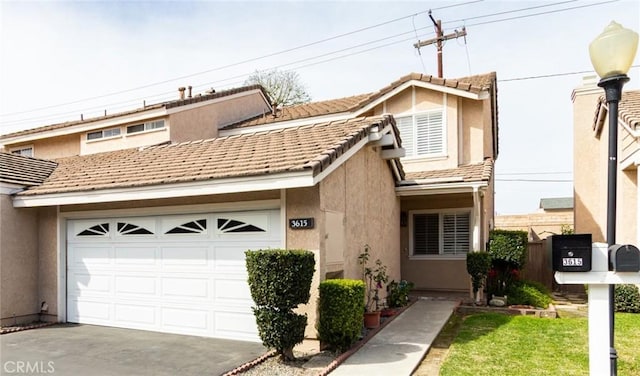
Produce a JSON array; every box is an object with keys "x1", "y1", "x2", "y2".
[{"x1": 439, "y1": 313, "x2": 640, "y2": 376}]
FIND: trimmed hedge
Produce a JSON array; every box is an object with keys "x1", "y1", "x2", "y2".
[
  {"x1": 488, "y1": 229, "x2": 528, "y2": 268},
  {"x1": 245, "y1": 249, "x2": 315, "y2": 359},
  {"x1": 466, "y1": 252, "x2": 492, "y2": 296},
  {"x1": 615, "y1": 284, "x2": 640, "y2": 313},
  {"x1": 317, "y1": 279, "x2": 365, "y2": 352},
  {"x1": 506, "y1": 280, "x2": 552, "y2": 309}
]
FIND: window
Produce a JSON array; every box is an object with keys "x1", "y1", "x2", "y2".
[
  {"x1": 10, "y1": 146, "x2": 33, "y2": 157},
  {"x1": 165, "y1": 219, "x2": 207, "y2": 234},
  {"x1": 396, "y1": 110, "x2": 444, "y2": 157},
  {"x1": 87, "y1": 128, "x2": 121, "y2": 140},
  {"x1": 127, "y1": 120, "x2": 165, "y2": 134},
  {"x1": 411, "y1": 210, "x2": 470, "y2": 256}
]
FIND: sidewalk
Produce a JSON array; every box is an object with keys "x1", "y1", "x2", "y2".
[{"x1": 330, "y1": 298, "x2": 459, "y2": 376}]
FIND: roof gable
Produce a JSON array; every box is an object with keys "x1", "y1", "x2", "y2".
[{"x1": 0, "y1": 152, "x2": 57, "y2": 186}]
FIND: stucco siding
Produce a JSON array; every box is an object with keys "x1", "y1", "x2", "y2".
[
  {"x1": 461, "y1": 98, "x2": 485, "y2": 165},
  {"x1": 38, "y1": 206, "x2": 58, "y2": 322},
  {"x1": 81, "y1": 121, "x2": 170, "y2": 155},
  {"x1": 0, "y1": 195, "x2": 40, "y2": 325},
  {"x1": 10, "y1": 134, "x2": 80, "y2": 159},
  {"x1": 170, "y1": 93, "x2": 270, "y2": 143},
  {"x1": 620, "y1": 169, "x2": 638, "y2": 244},
  {"x1": 573, "y1": 87, "x2": 607, "y2": 242}
]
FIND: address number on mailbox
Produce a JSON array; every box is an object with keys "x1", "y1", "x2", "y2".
[{"x1": 562, "y1": 258, "x2": 583, "y2": 267}]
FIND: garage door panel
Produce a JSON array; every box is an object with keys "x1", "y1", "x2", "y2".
[
  {"x1": 69, "y1": 273, "x2": 112, "y2": 295},
  {"x1": 160, "y1": 247, "x2": 210, "y2": 267},
  {"x1": 115, "y1": 303, "x2": 157, "y2": 326},
  {"x1": 115, "y1": 247, "x2": 157, "y2": 266},
  {"x1": 67, "y1": 209, "x2": 279, "y2": 342},
  {"x1": 115, "y1": 276, "x2": 157, "y2": 296},
  {"x1": 161, "y1": 277, "x2": 209, "y2": 299}
]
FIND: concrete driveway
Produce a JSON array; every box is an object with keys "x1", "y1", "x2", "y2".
[{"x1": 0, "y1": 324, "x2": 267, "y2": 375}]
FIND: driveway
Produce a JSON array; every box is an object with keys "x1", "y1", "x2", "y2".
[{"x1": 0, "y1": 324, "x2": 266, "y2": 375}]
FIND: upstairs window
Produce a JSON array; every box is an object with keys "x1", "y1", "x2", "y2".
[
  {"x1": 411, "y1": 210, "x2": 470, "y2": 256},
  {"x1": 396, "y1": 110, "x2": 445, "y2": 157},
  {"x1": 87, "y1": 127, "x2": 121, "y2": 141},
  {"x1": 127, "y1": 120, "x2": 165, "y2": 134},
  {"x1": 10, "y1": 146, "x2": 33, "y2": 157}
]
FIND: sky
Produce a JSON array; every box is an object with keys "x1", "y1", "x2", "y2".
[{"x1": 1, "y1": 0, "x2": 639, "y2": 215}]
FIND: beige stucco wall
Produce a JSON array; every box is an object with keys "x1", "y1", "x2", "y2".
[
  {"x1": 7, "y1": 134, "x2": 80, "y2": 160},
  {"x1": 495, "y1": 210, "x2": 574, "y2": 240},
  {"x1": 0, "y1": 194, "x2": 41, "y2": 325},
  {"x1": 170, "y1": 93, "x2": 270, "y2": 143},
  {"x1": 38, "y1": 206, "x2": 59, "y2": 322},
  {"x1": 81, "y1": 121, "x2": 170, "y2": 155},
  {"x1": 573, "y1": 81, "x2": 608, "y2": 242}
]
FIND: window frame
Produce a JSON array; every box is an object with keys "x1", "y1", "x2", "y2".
[
  {"x1": 86, "y1": 127, "x2": 122, "y2": 142},
  {"x1": 408, "y1": 208, "x2": 472, "y2": 260},
  {"x1": 396, "y1": 108, "x2": 446, "y2": 159},
  {"x1": 10, "y1": 145, "x2": 34, "y2": 157},
  {"x1": 126, "y1": 120, "x2": 165, "y2": 135}
]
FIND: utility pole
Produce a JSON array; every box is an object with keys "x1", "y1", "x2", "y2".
[{"x1": 413, "y1": 11, "x2": 467, "y2": 78}]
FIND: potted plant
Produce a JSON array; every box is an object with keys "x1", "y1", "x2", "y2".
[
  {"x1": 384, "y1": 279, "x2": 414, "y2": 315},
  {"x1": 358, "y1": 245, "x2": 388, "y2": 328}
]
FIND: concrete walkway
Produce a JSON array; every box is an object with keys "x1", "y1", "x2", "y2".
[{"x1": 331, "y1": 298, "x2": 458, "y2": 376}]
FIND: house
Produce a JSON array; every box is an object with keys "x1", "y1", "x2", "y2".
[
  {"x1": 572, "y1": 76, "x2": 639, "y2": 246},
  {"x1": 0, "y1": 72, "x2": 498, "y2": 342},
  {"x1": 495, "y1": 197, "x2": 574, "y2": 240}
]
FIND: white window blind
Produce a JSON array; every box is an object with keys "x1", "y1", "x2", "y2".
[
  {"x1": 396, "y1": 110, "x2": 444, "y2": 157},
  {"x1": 412, "y1": 211, "x2": 470, "y2": 256}
]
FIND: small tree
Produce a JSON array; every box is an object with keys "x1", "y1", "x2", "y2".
[
  {"x1": 466, "y1": 251, "x2": 492, "y2": 304},
  {"x1": 244, "y1": 69, "x2": 311, "y2": 108},
  {"x1": 487, "y1": 230, "x2": 528, "y2": 297},
  {"x1": 245, "y1": 249, "x2": 315, "y2": 361}
]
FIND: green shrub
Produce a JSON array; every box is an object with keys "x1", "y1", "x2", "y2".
[
  {"x1": 245, "y1": 249, "x2": 315, "y2": 360},
  {"x1": 386, "y1": 280, "x2": 414, "y2": 308},
  {"x1": 488, "y1": 229, "x2": 528, "y2": 268},
  {"x1": 317, "y1": 279, "x2": 365, "y2": 352},
  {"x1": 466, "y1": 252, "x2": 492, "y2": 298},
  {"x1": 614, "y1": 284, "x2": 640, "y2": 313},
  {"x1": 506, "y1": 280, "x2": 552, "y2": 308}
]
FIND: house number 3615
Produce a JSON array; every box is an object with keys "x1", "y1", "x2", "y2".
[{"x1": 289, "y1": 218, "x2": 315, "y2": 229}]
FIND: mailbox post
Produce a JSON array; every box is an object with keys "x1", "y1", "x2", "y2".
[{"x1": 555, "y1": 243, "x2": 640, "y2": 376}]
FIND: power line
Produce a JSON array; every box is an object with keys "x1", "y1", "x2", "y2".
[
  {"x1": 0, "y1": 0, "x2": 481, "y2": 119},
  {"x1": 0, "y1": 0, "x2": 624, "y2": 129},
  {"x1": 497, "y1": 171, "x2": 572, "y2": 176}
]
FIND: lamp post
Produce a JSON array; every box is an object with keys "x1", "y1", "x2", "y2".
[{"x1": 588, "y1": 21, "x2": 638, "y2": 376}]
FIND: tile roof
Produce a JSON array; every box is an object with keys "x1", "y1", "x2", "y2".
[
  {"x1": 224, "y1": 93, "x2": 372, "y2": 129},
  {"x1": 225, "y1": 72, "x2": 497, "y2": 130},
  {"x1": 619, "y1": 90, "x2": 640, "y2": 128},
  {"x1": 539, "y1": 197, "x2": 573, "y2": 210},
  {"x1": 403, "y1": 159, "x2": 493, "y2": 184},
  {"x1": 19, "y1": 116, "x2": 396, "y2": 196},
  {"x1": 0, "y1": 152, "x2": 57, "y2": 186},
  {"x1": 1, "y1": 84, "x2": 269, "y2": 139}
]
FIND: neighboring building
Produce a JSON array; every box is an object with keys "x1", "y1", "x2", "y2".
[
  {"x1": 573, "y1": 76, "x2": 639, "y2": 246},
  {"x1": 0, "y1": 72, "x2": 498, "y2": 342},
  {"x1": 495, "y1": 197, "x2": 574, "y2": 240}
]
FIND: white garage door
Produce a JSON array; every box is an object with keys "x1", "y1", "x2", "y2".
[{"x1": 66, "y1": 209, "x2": 281, "y2": 342}]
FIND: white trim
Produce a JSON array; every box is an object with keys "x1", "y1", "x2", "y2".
[
  {"x1": 219, "y1": 112, "x2": 352, "y2": 137},
  {"x1": 14, "y1": 171, "x2": 314, "y2": 208},
  {"x1": 472, "y1": 186, "x2": 481, "y2": 251},
  {"x1": 58, "y1": 199, "x2": 281, "y2": 219},
  {"x1": 312, "y1": 134, "x2": 372, "y2": 185},
  {"x1": 0, "y1": 182, "x2": 26, "y2": 195},
  {"x1": 396, "y1": 181, "x2": 487, "y2": 196},
  {"x1": 280, "y1": 189, "x2": 287, "y2": 248},
  {"x1": 458, "y1": 97, "x2": 463, "y2": 164},
  {"x1": 443, "y1": 92, "x2": 449, "y2": 157},
  {"x1": 353, "y1": 80, "x2": 488, "y2": 117}
]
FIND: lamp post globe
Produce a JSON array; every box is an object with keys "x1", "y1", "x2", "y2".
[{"x1": 588, "y1": 20, "x2": 638, "y2": 376}]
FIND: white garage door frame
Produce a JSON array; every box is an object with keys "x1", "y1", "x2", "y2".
[{"x1": 56, "y1": 199, "x2": 284, "y2": 340}]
